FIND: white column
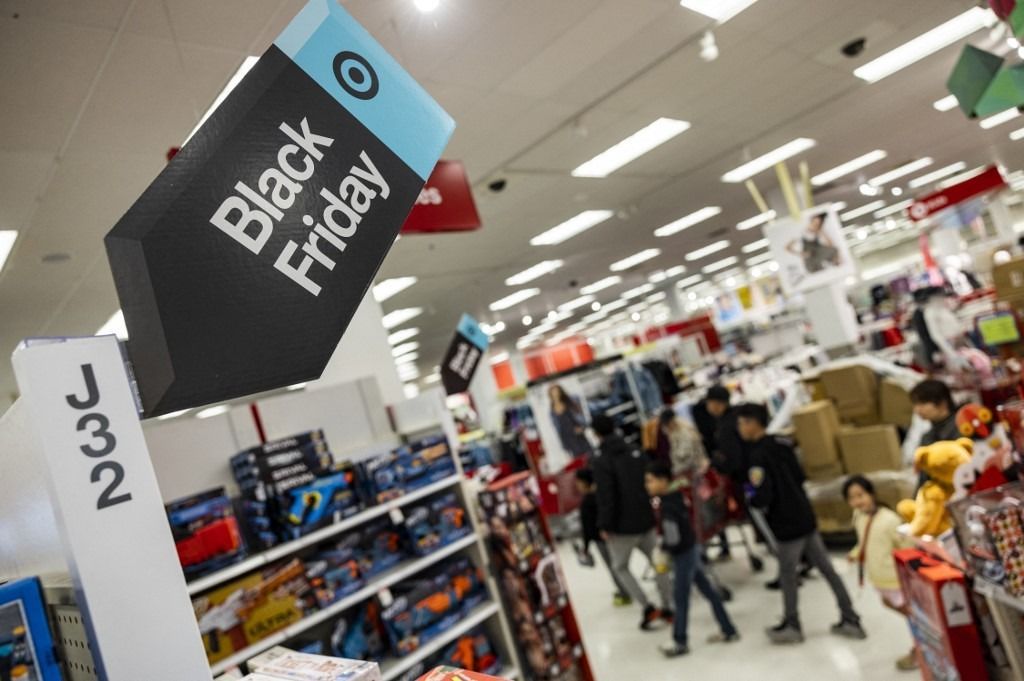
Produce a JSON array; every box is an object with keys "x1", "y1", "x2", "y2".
[
  {"x1": 804, "y1": 283, "x2": 859, "y2": 353},
  {"x1": 989, "y1": 194, "x2": 1018, "y2": 239}
]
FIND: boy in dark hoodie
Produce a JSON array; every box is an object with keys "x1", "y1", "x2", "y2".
[{"x1": 645, "y1": 461, "x2": 739, "y2": 657}]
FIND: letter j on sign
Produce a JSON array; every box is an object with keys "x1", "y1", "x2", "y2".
[{"x1": 104, "y1": 0, "x2": 454, "y2": 417}]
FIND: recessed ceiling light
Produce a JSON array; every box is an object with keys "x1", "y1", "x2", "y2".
[
  {"x1": 677, "y1": 274, "x2": 703, "y2": 288},
  {"x1": 480, "y1": 321, "x2": 506, "y2": 337},
  {"x1": 97, "y1": 309, "x2": 128, "y2": 340},
  {"x1": 853, "y1": 7, "x2": 995, "y2": 83},
  {"x1": 678, "y1": 0, "x2": 758, "y2": 22},
  {"x1": 505, "y1": 260, "x2": 564, "y2": 286},
  {"x1": 580, "y1": 275, "x2": 622, "y2": 295},
  {"x1": 736, "y1": 210, "x2": 776, "y2": 231},
  {"x1": 936, "y1": 165, "x2": 986, "y2": 189},
  {"x1": 685, "y1": 240, "x2": 730, "y2": 261},
  {"x1": 867, "y1": 158, "x2": 933, "y2": 187},
  {"x1": 841, "y1": 201, "x2": 887, "y2": 221},
  {"x1": 530, "y1": 210, "x2": 614, "y2": 246},
  {"x1": 653, "y1": 206, "x2": 722, "y2": 237},
  {"x1": 558, "y1": 295, "x2": 595, "y2": 312},
  {"x1": 196, "y1": 405, "x2": 230, "y2": 419},
  {"x1": 810, "y1": 150, "x2": 888, "y2": 187},
  {"x1": 741, "y1": 238, "x2": 769, "y2": 254},
  {"x1": 703, "y1": 256, "x2": 739, "y2": 273},
  {"x1": 908, "y1": 162, "x2": 968, "y2": 189},
  {"x1": 373, "y1": 276, "x2": 417, "y2": 302},
  {"x1": 184, "y1": 56, "x2": 259, "y2": 144},
  {"x1": 490, "y1": 288, "x2": 541, "y2": 311},
  {"x1": 623, "y1": 283, "x2": 656, "y2": 299},
  {"x1": 610, "y1": 248, "x2": 661, "y2": 272},
  {"x1": 572, "y1": 118, "x2": 691, "y2": 178},
  {"x1": 980, "y1": 108, "x2": 1021, "y2": 129},
  {"x1": 382, "y1": 307, "x2": 424, "y2": 329},
  {"x1": 387, "y1": 327, "x2": 420, "y2": 345},
  {"x1": 873, "y1": 200, "x2": 914, "y2": 218},
  {"x1": 721, "y1": 138, "x2": 816, "y2": 183},
  {"x1": 413, "y1": 0, "x2": 440, "y2": 12},
  {"x1": 933, "y1": 94, "x2": 959, "y2": 112},
  {"x1": 522, "y1": 314, "x2": 533, "y2": 326}
]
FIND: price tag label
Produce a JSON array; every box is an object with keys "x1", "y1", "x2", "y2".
[
  {"x1": 377, "y1": 587, "x2": 395, "y2": 608},
  {"x1": 389, "y1": 508, "x2": 405, "y2": 525}
]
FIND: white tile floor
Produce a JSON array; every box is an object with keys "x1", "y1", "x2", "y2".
[{"x1": 558, "y1": 532, "x2": 917, "y2": 681}]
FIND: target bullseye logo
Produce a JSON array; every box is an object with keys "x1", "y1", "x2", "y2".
[{"x1": 333, "y1": 50, "x2": 379, "y2": 100}]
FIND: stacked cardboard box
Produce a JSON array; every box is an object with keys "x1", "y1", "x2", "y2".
[
  {"x1": 879, "y1": 379, "x2": 914, "y2": 429},
  {"x1": 792, "y1": 401, "x2": 844, "y2": 481},
  {"x1": 806, "y1": 470, "x2": 917, "y2": 534},
  {"x1": 838, "y1": 424, "x2": 903, "y2": 474},
  {"x1": 819, "y1": 365, "x2": 879, "y2": 426}
]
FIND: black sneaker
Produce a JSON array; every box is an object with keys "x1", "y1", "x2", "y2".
[
  {"x1": 766, "y1": 620, "x2": 804, "y2": 644},
  {"x1": 640, "y1": 605, "x2": 662, "y2": 631},
  {"x1": 831, "y1": 619, "x2": 867, "y2": 640},
  {"x1": 661, "y1": 608, "x2": 675, "y2": 623},
  {"x1": 659, "y1": 641, "x2": 690, "y2": 657},
  {"x1": 765, "y1": 577, "x2": 804, "y2": 590}
]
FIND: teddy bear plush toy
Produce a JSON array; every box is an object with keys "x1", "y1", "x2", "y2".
[{"x1": 898, "y1": 438, "x2": 973, "y2": 537}]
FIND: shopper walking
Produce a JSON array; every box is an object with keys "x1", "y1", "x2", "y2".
[
  {"x1": 592, "y1": 414, "x2": 673, "y2": 630},
  {"x1": 844, "y1": 475, "x2": 917, "y2": 671},
  {"x1": 575, "y1": 468, "x2": 631, "y2": 606},
  {"x1": 658, "y1": 408, "x2": 708, "y2": 479},
  {"x1": 691, "y1": 385, "x2": 746, "y2": 560},
  {"x1": 735, "y1": 403, "x2": 866, "y2": 644},
  {"x1": 645, "y1": 461, "x2": 739, "y2": 657},
  {"x1": 910, "y1": 379, "x2": 960, "y2": 446}
]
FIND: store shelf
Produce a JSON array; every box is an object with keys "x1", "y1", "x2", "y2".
[
  {"x1": 603, "y1": 400, "x2": 635, "y2": 417},
  {"x1": 498, "y1": 665, "x2": 520, "y2": 680},
  {"x1": 379, "y1": 601, "x2": 500, "y2": 681},
  {"x1": 208, "y1": 533, "x2": 479, "y2": 675},
  {"x1": 975, "y1": 578, "x2": 1024, "y2": 615},
  {"x1": 189, "y1": 474, "x2": 463, "y2": 595}
]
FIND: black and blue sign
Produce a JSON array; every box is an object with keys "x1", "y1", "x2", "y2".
[
  {"x1": 105, "y1": 0, "x2": 454, "y2": 417},
  {"x1": 441, "y1": 314, "x2": 490, "y2": 396}
]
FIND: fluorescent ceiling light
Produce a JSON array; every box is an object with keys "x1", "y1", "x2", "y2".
[
  {"x1": 156, "y1": 409, "x2": 190, "y2": 421},
  {"x1": 392, "y1": 342, "x2": 420, "y2": 358},
  {"x1": 387, "y1": 327, "x2": 419, "y2": 345},
  {"x1": 647, "y1": 291, "x2": 667, "y2": 303},
  {"x1": 685, "y1": 240, "x2": 730, "y2": 261},
  {"x1": 908, "y1": 162, "x2": 967, "y2": 189},
  {"x1": 480, "y1": 321, "x2": 506, "y2": 336},
  {"x1": 583, "y1": 310, "x2": 608, "y2": 323},
  {"x1": 580, "y1": 275, "x2": 622, "y2": 295},
  {"x1": 874, "y1": 200, "x2": 914, "y2": 218},
  {"x1": 648, "y1": 270, "x2": 667, "y2": 283},
  {"x1": 853, "y1": 8, "x2": 995, "y2": 83},
  {"x1": 0, "y1": 230, "x2": 16, "y2": 274},
  {"x1": 196, "y1": 405, "x2": 230, "y2": 419},
  {"x1": 373, "y1": 276, "x2": 417, "y2": 302},
  {"x1": 703, "y1": 256, "x2": 739, "y2": 273},
  {"x1": 394, "y1": 351, "x2": 419, "y2": 364},
  {"x1": 741, "y1": 238, "x2": 769, "y2": 254},
  {"x1": 185, "y1": 56, "x2": 259, "y2": 143},
  {"x1": 653, "y1": 206, "x2": 722, "y2": 237},
  {"x1": 382, "y1": 307, "x2": 423, "y2": 329},
  {"x1": 558, "y1": 295, "x2": 595, "y2": 312},
  {"x1": 933, "y1": 95, "x2": 959, "y2": 112},
  {"x1": 678, "y1": 0, "x2": 758, "y2": 22},
  {"x1": 810, "y1": 150, "x2": 887, "y2": 187},
  {"x1": 677, "y1": 274, "x2": 703, "y2": 288},
  {"x1": 97, "y1": 309, "x2": 128, "y2": 340},
  {"x1": 622, "y1": 283, "x2": 656, "y2": 299},
  {"x1": 936, "y1": 165, "x2": 986, "y2": 189},
  {"x1": 832, "y1": 201, "x2": 848, "y2": 211},
  {"x1": 841, "y1": 201, "x2": 887, "y2": 221},
  {"x1": 721, "y1": 138, "x2": 816, "y2": 183},
  {"x1": 424, "y1": 372, "x2": 441, "y2": 384},
  {"x1": 745, "y1": 252, "x2": 774, "y2": 265},
  {"x1": 287, "y1": 382, "x2": 307, "y2": 391},
  {"x1": 628, "y1": 301, "x2": 649, "y2": 312},
  {"x1": 868, "y1": 158, "x2": 933, "y2": 186},
  {"x1": 980, "y1": 108, "x2": 1021, "y2": 129},
  {"x1": 505, "y1": 260, "x2": 564, "y2": 286},
  {"x1": 530, "y1": 210, "x2": 614, "y2": 246},
  {"x1": 736, "y1": 210, "x2": 776, "y2": 231},
  {"x1": 1011, "y1": 127, "x2": 1024, "y2": 141},
  {"x1": 572, "y1": 118, "x2": 691, "y2": 178},
  {"x1": 567, "y1": 322, "x2": 589, "y2": 333},
  {"x1": 489, "y1": 351, "x2": 510, "y2": 365},
  {"x1": 602, "y1": 299, "x2": 629, "y2": 312},
  {"x1": 490, "y1": 288, "x2": 540, "y2": 311},
  {"x1": 666, "y1": 265, "x2": 687, "y2": 277},
  {"x1": 516, "y1": 337, "x2": 539, "y2": 350},
  {"x1": 610, "y1": 248, "x2": 661, "y2": 272}
]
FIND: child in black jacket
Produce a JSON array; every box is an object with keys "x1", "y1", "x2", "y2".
[{"x1": 645, "y1": 461, "x2": 739, "y2": 657}]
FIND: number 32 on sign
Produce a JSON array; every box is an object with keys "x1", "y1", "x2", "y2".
[{"x1": 66, "y1": 364, "x2": 132, "y2": 510}]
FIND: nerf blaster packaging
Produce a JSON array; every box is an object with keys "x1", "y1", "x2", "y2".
[{"x1": 416, "y1": 668, "x2": 510, "y2": 681}]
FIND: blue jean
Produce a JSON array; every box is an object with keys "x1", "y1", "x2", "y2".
[{"x1": 673, "y1": 545, "x2": 737, "y2": 646}]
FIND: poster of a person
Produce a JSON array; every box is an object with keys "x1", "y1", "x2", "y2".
[
  {"x1": 765, "y1": 205, "x2": 855, "y2": 293},
  {"x1": 527, "y1": 379, "x2": 593, "y2": 473}
]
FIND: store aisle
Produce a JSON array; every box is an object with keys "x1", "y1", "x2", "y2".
[{"x1": 558, "y1": 536, "x2": 912, "y2": 680}]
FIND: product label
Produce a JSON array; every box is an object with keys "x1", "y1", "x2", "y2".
[{"x1": 440, "y1": 314, "x2": 489, "y2": 395}]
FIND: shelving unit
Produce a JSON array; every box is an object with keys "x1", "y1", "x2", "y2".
[
  {"x1": 209, "y1": 533, "x2": 479, "y2": 675},
  {"x1": 975, "y1": 578, "x2": 1024, "y2": 614},
  {"x1": 189, "y1": 474, "x2": 462, "y2": 595}
]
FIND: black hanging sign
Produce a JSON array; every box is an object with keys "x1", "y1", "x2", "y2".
[{"x1": 440, "y1": 314, "x2": 490, "y2": 396}]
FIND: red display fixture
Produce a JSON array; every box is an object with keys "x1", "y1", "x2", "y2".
[
  {"x1": 401, "y1": 160, "x2": 482, "y2": 234},
  {"x1": 894, "y1": 548, "x2": 988, "y2": 681}
]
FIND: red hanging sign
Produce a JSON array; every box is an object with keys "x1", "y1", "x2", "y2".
[
  {"x1": 401, "y1": 160, "x2": 482, "y2": 234},
  {"x1": 907, "y1": 166, "x2": 1006, "y2": 222}
]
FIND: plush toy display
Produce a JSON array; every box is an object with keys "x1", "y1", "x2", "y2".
[
  {"x1": 898, "y1": 439, "x2": 973, "y2": 537},
  {"x1": 951, "y1": 403, "x2": 1019, "y2": 500}
]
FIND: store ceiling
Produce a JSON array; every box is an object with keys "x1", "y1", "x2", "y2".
[{"x1": 1, "y1": 0, "x2": 1023, "y2": 401}]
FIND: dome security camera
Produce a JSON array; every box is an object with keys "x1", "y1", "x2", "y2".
[
  {"x1": 841, "y1": 37, "x2": 867, "y2": 58},
  {"x1": 487, "y1": 178, "x2": 507, "y2": 193}
]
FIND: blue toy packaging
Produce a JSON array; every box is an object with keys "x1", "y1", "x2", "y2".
[
  {"x1": 355, "y1": 519, "x2": 406, "y2": 578},
  {"x1": 403, "y1": 494, "x2": 471, "y2": 557},
  {"x1": 360, "y1": 437, "x2": 455, "y2": 503},
  {"x1": 0, "y1": 578, "x2": 63, "y2": 681}
]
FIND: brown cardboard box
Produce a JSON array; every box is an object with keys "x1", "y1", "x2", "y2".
[
  {"x1": 879, "y1": 379, "x2": 914, "y2": 428},
  {"x1": 802, "y1": 378, "x2": 826, "y2": 402},
  {"x1": 792, "y1": 401, "x2": 843, "y2": 479},
  {"x1": 867, "y1": 470, "x2": 917, "y2": 510},
  {"x1": 993, "y1": 256, "x2": 1024, "y2": 300},
  {"x1": 819, "y1": 365, "x2": 879, "y2": 423},
  {"x1": 805, "y1": 477, "x2": 853, "y2": 533},
  {"x1": 838, "y1": 425, "x2": 902, "y2": 474}
]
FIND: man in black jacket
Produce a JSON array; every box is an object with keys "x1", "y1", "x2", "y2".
[
  {"x1": 692, "y1": 384, "x2": 747, "y2": 558},
  {"x1": 735, "y1": 403, "x2": 865, "y2": 645},
  {"x1": 646, "y1": 461, "x2": 739, "y2": 657},
  {"x1": 592, "y1": 414, "x2": 673, "y2": 630},
  {"x1": 575, "y1": 467, "x2": 630, "y2": 605}
]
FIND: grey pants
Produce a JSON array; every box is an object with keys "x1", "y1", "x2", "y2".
[
  {"x1": 778, "y1": 531, "x2": 859, "y2": 626},
  {"x1": 605, "y1": 529, "x2": 673, "y2": 610},
  {"x1": 594, "y1": 540, "x2": 630, "y2": 597}
]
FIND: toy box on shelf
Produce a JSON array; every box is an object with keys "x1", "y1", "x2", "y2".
[
  {"x1": 417, "y1": 668, "x2": 511, "y2": 681},
  {"x1": 240, "y1": 647, "x2": 383, "y2": 680},
  {"x1": 362, "y1": 435, "x2": 457, "y2": 504},
  {"x1": 167, "y1": 487, "x2": 247, "y2": 579},
  {"x1": 478, "y1": 473, "x2": 592, "y2": 681},
  {"x1": 0, "y1": 578, "x2": 63, "y2": 681}
]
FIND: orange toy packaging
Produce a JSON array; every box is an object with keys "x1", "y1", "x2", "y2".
[{"x1": 416, "y1": 667, "x2": 510, "y2": 681}]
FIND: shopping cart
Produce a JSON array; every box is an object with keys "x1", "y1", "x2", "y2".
[
  {"x1": 696, "y1": 473, "x2": 766, "y2": 573},
  {"x1": 536, "y1": 456, "x2": 587, "y2": 540}
]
